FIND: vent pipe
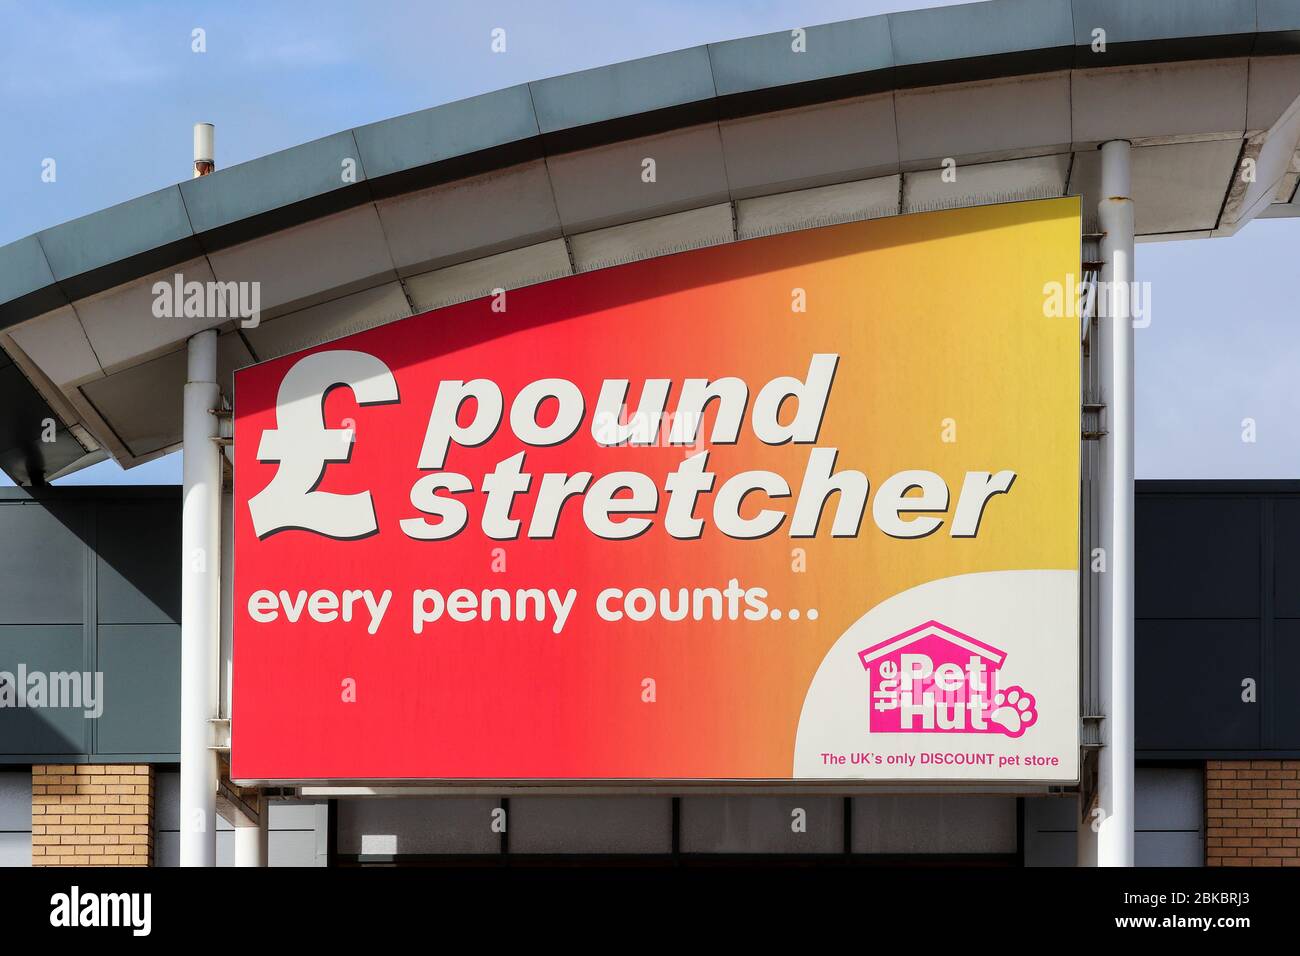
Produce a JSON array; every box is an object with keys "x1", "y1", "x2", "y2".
[{"x1": 193, "y1": 123, "x2": 215, "y2": 178}]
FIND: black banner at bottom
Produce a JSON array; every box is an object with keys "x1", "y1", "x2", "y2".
[{"x1": 0, "y1": 864, "x2": 1287, "y2": 941}]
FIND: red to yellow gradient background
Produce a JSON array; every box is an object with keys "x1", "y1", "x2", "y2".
[{"x1": 231, "y1": 197, "x2": 1081, "y2": 782}]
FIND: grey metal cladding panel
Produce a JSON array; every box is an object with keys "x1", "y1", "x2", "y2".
[
  {"x1": 889, "y1": 0, "x2": 1074, "y2": 66},
  {"x1": 1025, "y1": 830, "x2": 1075, "y2": 866},
  {"x1": 270, "y1": 828, "x2": 324, "y2": 866},
  {"x1": 1261, "y1": 0, "x2": 1300, "y2": 29},
  {"x1": 1259, "y1": 0, "x2": 1300, "y2": 48},
  {"x1": 0, "y1": 832, "x2": 32, "y2": 866},
  {"x1": 851, "y1": 795, "x2": 1017, "y2": 854},
  {"x1": 1136, "y1": 830, "x2": 1203, "y2": 867},
  {"x1": 1136, "y1": 496, "x2": 1260, "y2": 619},
  {"x1": 1024, "y1": 794, "x2": 1078, "y2": 832},
  {"x1": 0, "y1": 625, "x2": 88, "y2": 754},
  {"x1": 1274, "y1": 499, "x2": 1300, "y2": 617},
  {"x1": 94, "y1": 624, "x2": 179, "y2": 755},
  {"x1": 96, "y1": 500, "x2": 181, "y2": 624},
  {"x1": 1023, "y1": 796, "x2": 1078, "y2": 866},
  {"x1": 1136, "y1": 619, "x2": 1259, "y2": 750},
  {"x1": 708, "y1": 16, "x2": 893, "y2": 95},
  {"x1": 1136, "y1": 767, "x2": 1204, "y2": 831},
  {"x1": 1273, "y1": 621, "x2": 1300, "y2": 747},
  {"x1": 337, "y1": 796, "x2": 500, "y2": 855},
  {"x1": 0, "y1": 770, "x2": 31, "y2": 829},
  {"x1": 36, "y1": 186, "x2": 193, "y2": 283},
  {"x1": 0, "y1": 236, "x2": 59, "y2": 307},
  {"x1": 155, "y1": 769, "x2": 178, "y2": 829},
  {"x1": 154, "y1": 829, "x2": 179, "y2": 866},
  {"x1": 1259, "y1": 1, "x2": 1300, "y2": 52},
  {"x1": 529, "y1": 48, "x2": 715, "y2": 135},
  {"x1": 354, "y1": 85, "x2": 540, "y2": 180},
  {"x1": 179, "y1": 131, "x2": 365, "y2": 234},
  {"x1": 681, "y1": 796, "x2": 843, "y2": 854},
  {"x1": 510, "y1": 797, "x2": 672, "y2": 854},
  {"x1": 0, "y1": 501, "x2": 85, "y2": 624},
  {"x1": 216, "y1": 830, "x2": 234, "y2": 866},
  {"x1": 268, "y1": 799, "x2": 326, "y2": 830},
  {"x1": 1070, "y1": 0, "x2": 1258, "y2": 45}
]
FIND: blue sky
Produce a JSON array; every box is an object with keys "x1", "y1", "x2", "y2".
[{"x1": 2, "y1": 0, "x2": 1297, "y2": 483}]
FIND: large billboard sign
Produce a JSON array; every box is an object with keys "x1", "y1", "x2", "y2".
[{"x1": 232, "y1": 198, "x2": 1081, "y2": 784}]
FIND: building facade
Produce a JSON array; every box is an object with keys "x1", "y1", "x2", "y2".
[
  {"x1": 2, "y1": 0, "x2": 1299, "y2": 869},
  {"x1": 1, "y1": 482, "x2": 1294, "y2": 866}
]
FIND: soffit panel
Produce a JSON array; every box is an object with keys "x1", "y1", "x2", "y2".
[
  {"x1": 1072, "y1": 59, "x2": 1249, "y2": 145},
  {"x1": 1069, "y1": 139, "x2": 1244, "y2": 233},
  {"x1": 75, "y1": 257, "x2": 217, "y2": 375},
  {"x1": 80, "y1": 332, "x2": 252, "y2": 459},
  {"x1": 718, "y1": 94, "x2": 899, "y2": 199},
  {"x1": 567, "y1": 204, "x2": 734, "y2": 273},
  {"x1": 243, "y1": 282, "x2": 412, "y2": 363},
  {"x1": 402, "y1": 239, "x2": 573, "y2": 313},
  {"x1": 545, "y1": 125, "x2": 731, "y2": 234},
  {"x1": 7, "y1": 306, "x2": 103, "y2": 388},
  {"x1": 1246, "y1": 55, "x2": 1300, "y2": 131},
  {"x1": 902, "y1": 154, "x2": 1071, "y2": 214},
  {"x1": 895, "y1": 72, "x2": 1072, "y2": 164},
  {"x1": 735, "y1": 176, "x2": 901, "y2": 240},
  {"x1": 375, "y1": 160, "x2": 562, "y2": 277},
  {"x1": 206, "y1": 205, "x2": 396, "y2": 317}
]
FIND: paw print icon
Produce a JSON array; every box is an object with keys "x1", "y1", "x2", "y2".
[{"x1": 988, "y1": 685, "x2": 1038, "y2": 738}]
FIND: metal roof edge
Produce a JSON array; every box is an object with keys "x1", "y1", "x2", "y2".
[{"x1": 1, "y1": 0, "x2": 1297, "y2": 331}]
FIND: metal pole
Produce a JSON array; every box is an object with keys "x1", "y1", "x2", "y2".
[
  {"x1": 219, "y1": 423, "x2": 266, "y2": 865},
  {"x1": 220, "y1": 488, "x2": 234, "y2": 721},
  {"x1": 233, "y1": 797, "x2": 268, "y2": 867},
  {"x1": 181, "y1": 329, "x2": 221, "y2": 866},
  {"x1": 1097, "y1": 139, "x2": 1136, "y2": 867}
]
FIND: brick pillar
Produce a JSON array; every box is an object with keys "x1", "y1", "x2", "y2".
[
  {"x1": 1206, "y1": 760, "x2": 1300, "y2": 867},
  {"x1": 31, "y1": 764, "x2": 155, "y2": 867}
]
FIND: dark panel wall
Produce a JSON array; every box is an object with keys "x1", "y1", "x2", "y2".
[
  {"x1": 0, "y1": 487, "x2": 179, "y2": 763},
  {"x1": 0, "y1": 481, "x2": 1293, "y2": 761},
  {"x1": 1136, "y1": 481, "x2": 1300, "y2": 758}
]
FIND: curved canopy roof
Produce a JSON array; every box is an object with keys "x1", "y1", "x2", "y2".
[{"x1": 2, "y1": 0, "x2": 1299, "y2": 483}]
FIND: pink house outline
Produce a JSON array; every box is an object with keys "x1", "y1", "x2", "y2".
[
  {"x1": 859, "y1": 621, "x2": 1009, "y2": 735},
  {"x1": 858, "y1": 620, "x2": 1005, "y2": 672}
]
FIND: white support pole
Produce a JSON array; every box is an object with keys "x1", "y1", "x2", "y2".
[
  {"x1": 220, "y1": 488, "x2": 234, "y2": 721},
  {"x1": 233, "y1": 798, "x2": 269, "y2": 867},
  {"x1": 181, "y1": 329, "x2": 221, "y2": 866},
  {"x1": 1096, "y1": 139, "x2": 1136, "y2": 867},
  {"x1": 219, "y1": 429, "x2": 266, "y2": 865}
]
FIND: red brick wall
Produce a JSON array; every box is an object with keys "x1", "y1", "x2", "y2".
[{"x1": 1206, "y1": 760, "x2": 1300, "y2": 866}]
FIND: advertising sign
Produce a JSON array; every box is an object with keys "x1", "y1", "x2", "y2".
[{"x1": 232, "y1": 198, "x2": 1081, "y2": 783}]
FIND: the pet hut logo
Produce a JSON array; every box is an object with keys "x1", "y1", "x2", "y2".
[{"x1": 859, "y1": 621, "x2": 1037, "y2": 738}]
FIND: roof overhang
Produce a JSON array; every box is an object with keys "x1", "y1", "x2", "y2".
[{"x1": 3, "y1": 0, "x2": 1300, "y2": 482}]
